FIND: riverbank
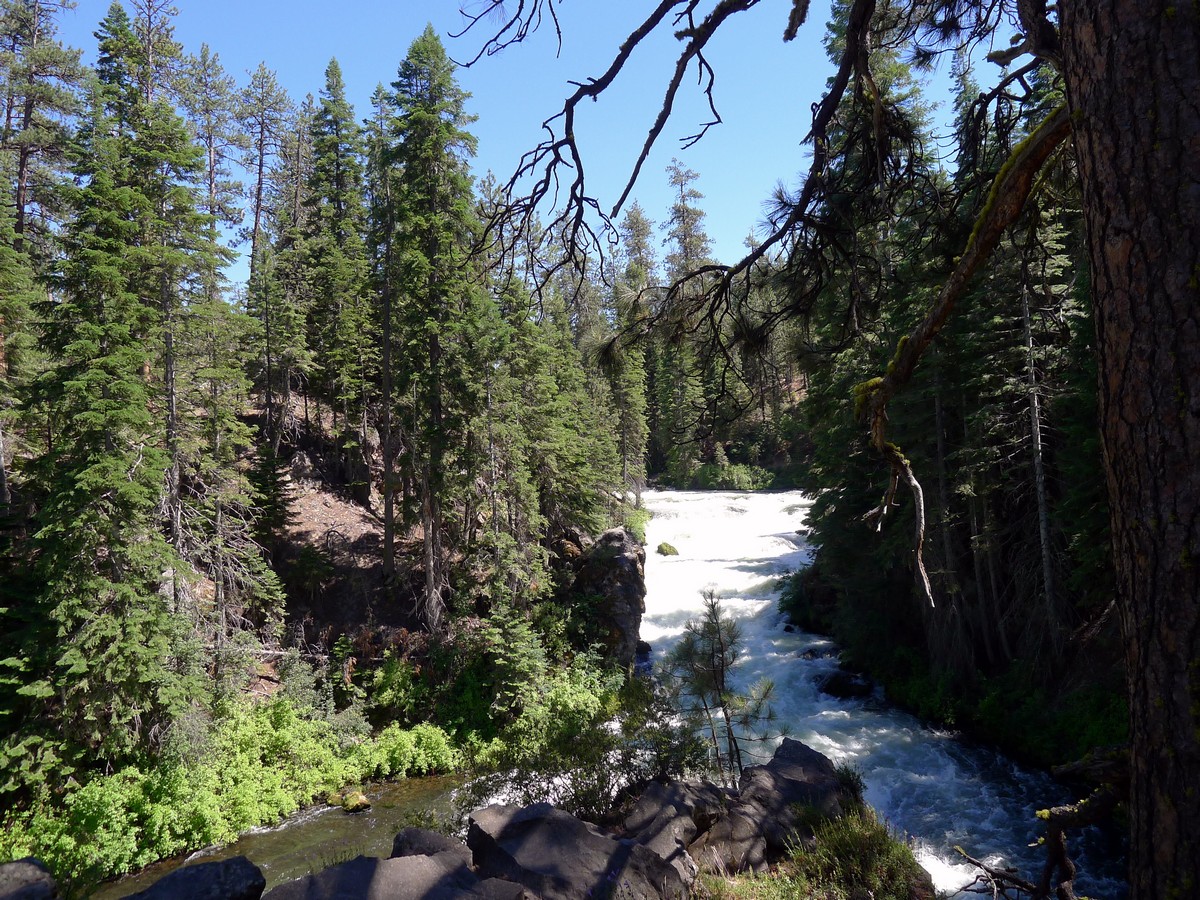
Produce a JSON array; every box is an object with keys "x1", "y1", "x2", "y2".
[
  {"x1": 5, "y1": 738, "x2": 934, "y2": 900},
  {"x1": 91, "y1": 777, "x2": 459, "y2": 899}
]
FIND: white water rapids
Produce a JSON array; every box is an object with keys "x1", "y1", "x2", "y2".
[{"x1": 641, "y1": 489, "x2": 1126, "y2": 899}]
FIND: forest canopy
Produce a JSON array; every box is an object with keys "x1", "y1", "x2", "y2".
[{"x1": 1, "y1": 1, "x2": 1197, "y2": 897}]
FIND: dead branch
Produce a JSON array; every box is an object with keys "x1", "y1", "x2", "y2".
[
  {"x1": 955, "y1": 780, "x2": 1121, "y2": 899},
  {"x1": 481, "y1": 0, "x2": 685, "y2": 270},
  {"x1": 450, "y1": 0, "x2": 567, "y2": 65}
]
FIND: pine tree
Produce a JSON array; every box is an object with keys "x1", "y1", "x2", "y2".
[
  {"x1": 179, "y1": 293, "x2": 285, "y2": 689},
  {"x1": 11, "y1": 85, "x2": 196, "y2": 778},
  {"x1": 176, "y1": 42, "x2": 245, "y2": 301},
  {"x1": 242, "y1": 83, "x2": 308, "y2": 451},
  {"x1": 653, "y1": 159, "x2": 712, "y2": 484},
  {"x1": 304, "y1": 58, "x2": 374, "y2": 496},
  {"x1": 610, "y1": 203, "x2": 654, "y2": 504},
  {"x1": 238, "y1": 61, "x2": 290, "y2": 281},
  {"x1": 0, "y1": 0, "x2": 82, "y2": 256},
  {"x1": 364, "y1": 81, "x2": 399, "y2": 580},
  {"x1": 0, "y1": 192, "x2": 37, "y2": 530},
  {"x1": 381, "y1": 25, "x2": 487, "y2": 630}
]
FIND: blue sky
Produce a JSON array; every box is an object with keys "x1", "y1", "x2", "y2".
[{"x1": 54, "y1": 1, "x2": 962, "y2": 279}]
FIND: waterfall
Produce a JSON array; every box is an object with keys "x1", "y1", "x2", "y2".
[{"x1": 641, "y1": 489, "x2": 1126, "y2": 899}]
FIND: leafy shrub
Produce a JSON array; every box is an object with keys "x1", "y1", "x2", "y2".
[
  {"x1": 622, "y1": 506, "x2": 651, "y2": 543},
  {"x1": 461, "y1": 662, "x2": 703, "y2": 824},
  {"x1": 0, "y1": 698, "x2": 458, "y2": 889},
  {"x1": 693, "y1": 462, "x2": 775, "y2": 491},
  {"x1": 366, "y1": 652, "x2": 429, "y2": 727}
]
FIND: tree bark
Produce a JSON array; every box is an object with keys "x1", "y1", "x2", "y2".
[{"x1": 1060, "y1": 2, "x2": 1200, "y2": 896}]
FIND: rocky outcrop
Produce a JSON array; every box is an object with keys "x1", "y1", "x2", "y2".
[
  {"x1": 623, "y1": 781, "x2": 732, "y2": 881},
  {"x1": 124, "y1": 742, "x2": 901, "y2": 900},
  {"x1": 0, "y1": 858, "x2": 58, "y2": 900},
  {"x1": 735, "y1": 738, "x2": 843, "y2": 855},
  {"x1": 567, "y1": 527, "x2": 646, "y2": 668},
  {"x1": 126, "y1": 857, "x2": 266, "y2": 900},
  {"x1": 622, "y1": 738, "x2": 845, "y2": 877},
  {"x1": 468, "y1": 804, "x2": 686, "y2": 900}
]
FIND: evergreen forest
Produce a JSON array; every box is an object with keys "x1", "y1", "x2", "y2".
[{"x1": 0, "y1": 1, "x2": 1196, "y2": 898}]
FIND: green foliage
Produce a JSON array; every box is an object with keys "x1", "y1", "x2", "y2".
[
  {"x1": 0, "y1": 697, "x2": 458, "y2": 889},
  {"x1": 788, "y1": 807, "x2": 928, "y2": 900},
  {"x1": 834, "y1": 763, "x2": 866, "y2": 807},
  {"x1": 662, "y1": 592, "x2": 778, "y2": 781},
  {"x1": 460, "y1": 664, "x2": 703, "y2": 824},
  {"x1": 862, "y1": 646, "x2": 1127, "y2": 767},
  {"x1": 705, "y1": 808, "x2": 928, "y2": 900},
  {"x1": 366, "y1": 652, "x2": 430, "y2": 728},
  {"x1": 10, "y1": 79, "x2": 204, "y2": 777},
  {"x1": 622, "y1": 506, "x2": 652, "y2": 543},
  {"x1": 656, "y1": 541, "x2": 679, "y2": 556},
  {"x1": 692, "y1": 462, "x2": 776, "y2": 491},
  {"x1": 777, "y1": 569, "x2": 834, "y2": 635}
]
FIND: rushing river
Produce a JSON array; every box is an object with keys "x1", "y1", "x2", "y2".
[
  {"x1": 100, "y1": 488, "x2": 1125, "y2": 898},
  {"x1": 642, "y1": 488, "x2": 1126, "y2": 899}
]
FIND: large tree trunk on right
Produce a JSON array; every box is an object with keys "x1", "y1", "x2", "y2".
[{"x1": 1060, "y1": 2, "x2": 1200, "y2": 896}]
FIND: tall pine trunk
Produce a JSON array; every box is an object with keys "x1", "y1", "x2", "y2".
[
  {"x1": 0, "y1": 416, "x2": 10, "y2": 519},
  {"x1": 11, "y1": 1, "x2": 41, "y2": 251},
  {"x1": 1020, "y1": 283, "x2": 1057, "y2": 645},
  {"x1": 380, "y1": 266, "x2": 395, "y2": 582},
  {"x1": 1060, "y1": 2, "x2": 1200, "y2": 895}
]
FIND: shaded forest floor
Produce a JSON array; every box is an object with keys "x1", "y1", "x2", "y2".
[{"x1": 264, "y1": 412, "x2": 424, "y2": 647}]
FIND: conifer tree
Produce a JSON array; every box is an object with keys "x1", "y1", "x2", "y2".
[
  {"x1": 11, "y1": 83, "x2": 196, "y2": 777},
  {"x1": 0, "y1": 0, "x2": 81, "y2": 255},
  {"x1": 243, "y1": 85, "x2": 309, "y2": 450},
  {"x1": 304, "y1": 58, "x2": 374, "y2": 494},
  {"x1": 238, "y1": 61, "x2": 290, "y2": 281},
  {"x1": 381, "y1": 25, "x2": 488, "y2": 630},
  {"x1": 0, "y1": 194, "x2": 37, "y2": 530},
  {"x1": 364, "y1": 81, "x2": 400, "y2": 579},
  {"x1": 179, "y1": 293, "x2": 285, "y2": 686},
  {"x1": 654, "y1": 159, "x2": 712, "y2": 484},
  {"x1": 176, "y1": 42, "x2": 245, "y2": 301},
  {"x1": 610, "y1": 203, "x2": 654, "y2": 504}
]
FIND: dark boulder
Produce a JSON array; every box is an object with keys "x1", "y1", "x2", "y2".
[
  {"x1": 567, "y1": 528, "x2": 646, "y2": 668},
  {"x1": 687, "y1": 804, "x2": 769, "y2": 875},
  {"x1": 630, "y1": 740, "x2": 846, "y2": 876},
  {"x1": 0, "y1": 858, "x2": 57, "y2": 900},
  {"x1": 468, "y1": 803, "x2": 686, "y2": 900},
  {"x1": 126, "y1": 857, "x2": 265, "y2": 900},
  {"x1": 622, "y1": 781, "x2": 731, "y2": 884},
  {"x1": 391, "y1": 827, "x2": 472, "y2": 867},
  {"x1": 623, "y1": 781, "x2": 731, "y2": 835},
  {"x1": 736, "y1": 738, "x2": 843, "y2": 854},
  {"x1": 815, "y1": 669, "x2": 873, "y2": 699},
  {"x1": 263, "y1": 853, "x2": 484, "y2": 900}
]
